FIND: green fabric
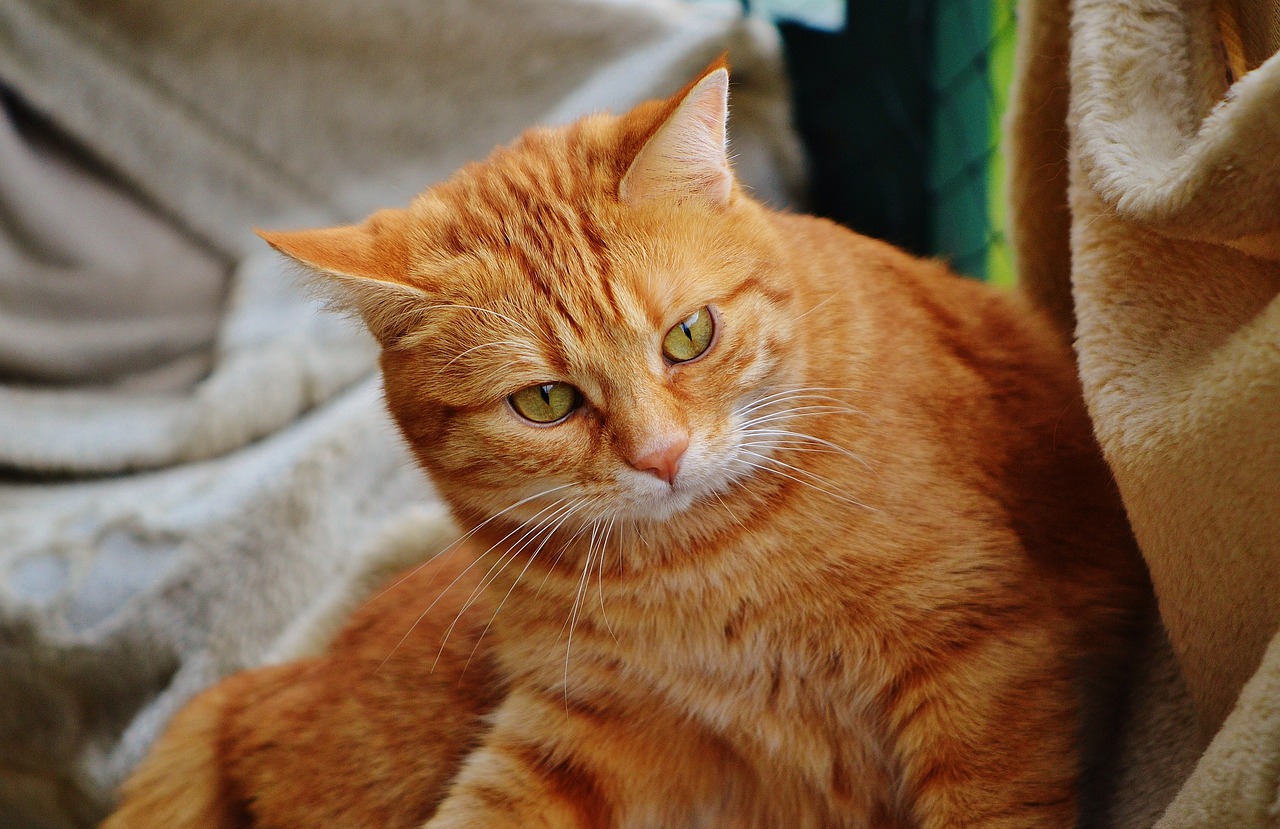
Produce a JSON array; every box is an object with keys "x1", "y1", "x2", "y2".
[
  {"x1": 928, "y1": 0, "x2": 1018, "y2": 282},
  {"x1": 781, "y1": 0, "x2": 1018, "y2": 283},
  {"x1": 779, "y1": 2, "x2": 935, "y2": 257},
  {"x1": 986, "y1": 0, "x2": 1016, "y2": 286},
  {"x1": 930, "y1": 0, "x2": 991, "y2": 278}
]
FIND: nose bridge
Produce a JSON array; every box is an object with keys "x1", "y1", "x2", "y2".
[{"x1": 606, "y1": 375, "x2": 688, "y2": 462}]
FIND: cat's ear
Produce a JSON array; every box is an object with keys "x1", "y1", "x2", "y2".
[
  {"x1": 257, "y1": 209, "x2": 430, "y2": 347},
  {"x1": 620, "y1": 62, "x2": 732, "y2": 207}
]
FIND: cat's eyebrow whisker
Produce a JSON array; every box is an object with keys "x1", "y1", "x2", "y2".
[
  {"x1": 794, "y1": 289, "x2": 846, "y2": 321},
  {"x1": 439, "y1": 339, "x2": 537, "y2": 372},
  {"x1": 464, "y1": 359, "x2": 525, "y2": 390},
  {"x1": 424, "y1": 303, "x2": 538, "y2": 338}
]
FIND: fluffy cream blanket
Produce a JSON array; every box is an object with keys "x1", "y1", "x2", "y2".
[
  {"x1": 0, "y1": 2, "x2": 800, "y2": 826},
  {"x1": 1008, "y1": 0, "x2": 1280, "y2": 825}
]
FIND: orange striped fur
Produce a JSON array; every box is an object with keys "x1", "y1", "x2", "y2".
[{"x1": 105, "y1": 62, "x2": 1147, "y2": 829}]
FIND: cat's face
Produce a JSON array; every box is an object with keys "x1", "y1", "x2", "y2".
[
  {"x1": 383, "y1": 196, "x2": 798, "y2": 527},
  {"x1": 263, "y1": 64, "x2": 804, "y2": 530}
]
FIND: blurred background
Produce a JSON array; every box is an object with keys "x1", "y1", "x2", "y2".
[{"x1": 767, "y1": 0, "x2": 1018, "y2": 284}]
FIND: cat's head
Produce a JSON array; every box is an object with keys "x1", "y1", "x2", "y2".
[{"x1": 261, "y1": 62, "x2": 806, "y2": 532}]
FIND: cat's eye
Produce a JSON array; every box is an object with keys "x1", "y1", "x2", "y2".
[
  {"x1": 509, "y1": 382, "x2": 581, "y2": 424},
  {"x1": 662, "y1": 306, "x2": 715, "y2": 363}
]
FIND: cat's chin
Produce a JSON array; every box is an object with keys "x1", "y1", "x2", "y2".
[{"x1": 616, "y1": 487, "x2": 701, "y2": 523}]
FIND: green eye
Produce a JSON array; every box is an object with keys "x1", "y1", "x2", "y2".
[
  {"x1": 662, "y1": 306, "x2": 715, "y2": 363},
  {"x1": 509, "y1": 383, "x2": 581, "y2": 424}
]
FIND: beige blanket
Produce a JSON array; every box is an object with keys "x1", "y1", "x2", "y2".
[{"x1": 1007, "y1": 0, "x2": 1280, "y2": 824}]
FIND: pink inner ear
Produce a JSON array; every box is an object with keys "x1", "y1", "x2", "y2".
[{"x1": 620, "y1": 68, "x2": 732, "y2": 207}]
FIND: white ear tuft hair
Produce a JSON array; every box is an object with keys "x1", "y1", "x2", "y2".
[
  {"x1": 257, "y1": 214, "x2": 430, "y2": 347},
  {"x1": 619, "y1": 68, "x2": 732, "y2": 207}
]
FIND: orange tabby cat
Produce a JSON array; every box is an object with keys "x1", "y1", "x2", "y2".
[{"x1": 104, "y1": 60, "x2": 1147, "y2": 829}]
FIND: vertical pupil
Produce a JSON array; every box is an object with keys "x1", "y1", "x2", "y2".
[
  {"x1": 540, "y1": 384, "x2": 553, "y2": 404},
  {"x1": 684, "y1": 309, "x2": 704, "y2": 341}
]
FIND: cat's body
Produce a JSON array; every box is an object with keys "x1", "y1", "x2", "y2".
[{"x1": 105, "y1": 63, "x2": 1146, "y2": 829}]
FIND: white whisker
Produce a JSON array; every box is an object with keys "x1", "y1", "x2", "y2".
[
  {"x1": 736, "y1": 451, "x2": 875, "y2": 512},
  {"x1": 380, "y1": 489, "x2": 574, "y2": 671},
  {"x1": 425, "y1": 303, "x2": 537, "y2": 338},
  {"x1": 737, "y1": 386, "x2": 862, "y2": 414},
  {"x1": 363, "y1": 483, "x2": 574, "y2": 617},
  {"x1": 431, "y1": 497, "x2": 577, "y2": 669},
  {"x1": 465, "y1": 496, "x2": 595, "y2": 671},
  {"x1": 794, "y1": 289, "x2": 845, "y2": 320},
  {"x1": 595, "y1": 514, "x2": 620, "y2": 644},
  {"x1": 439, "y1": 339, "x2": 535, "y2": 372},
  {"x1": 740, "y1": 429, "x2": 874, "y2": 472},
  {"x1": 738, "y1": 407, "x2": 860, "y2": 431},
  {"x1": 563, "y1": 519, "x2": 599, "y2": 705},
  {"x1": 712, "y1": 489, "x2": 748, "y2": 532}
]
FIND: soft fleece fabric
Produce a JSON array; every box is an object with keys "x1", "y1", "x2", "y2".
[
  {"x1": 1007, "y1": 0, "x2": 1280, "y2": 825},
  {"x1": 0, "y1": 2, "x2": 802, "y2": 826}
]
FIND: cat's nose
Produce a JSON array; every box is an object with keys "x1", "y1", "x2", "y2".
[{"x1": 629, "y1": 433, "x2": 689, "y2": 486}]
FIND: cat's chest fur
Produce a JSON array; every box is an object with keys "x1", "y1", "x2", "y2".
[
  {"x1": 637, "y1": 606, "x2": 892, "y2": 825},
  {"x1": 492, "y1": 528, "x2": 900, "y2": 825}
]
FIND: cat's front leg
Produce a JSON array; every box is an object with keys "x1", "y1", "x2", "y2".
[
  {"x1": 423, "y1": 719, "x2": 602, "y2": 829},
  {"x1": 422, "y1": 686, "x2": 725, "y2": 829},
  {"x1": 886, "y1": 626, "x2": 1081, "y2": 829}
]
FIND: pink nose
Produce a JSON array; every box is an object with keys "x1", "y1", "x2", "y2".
[{"x1": 629, "y1": 434, "x2": 689, "y2": 485}]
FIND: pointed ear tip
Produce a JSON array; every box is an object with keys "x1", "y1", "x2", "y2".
[
  {"x1": 686, "y1": 67, "x2": 728, "y2": 107},
  {"x1": 702, "y1": 66, "x2": 729, "y2": 89},
  {"x1": 256, "y1": 227, "x2": 322, "y2": 256},
  {"x1": 255, "y1": 227, "x2": 286, "y2": 249}
]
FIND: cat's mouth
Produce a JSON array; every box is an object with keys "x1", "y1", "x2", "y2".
[{"x1": 612, "y1": 447, "x2": 756, "y2": 523}]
